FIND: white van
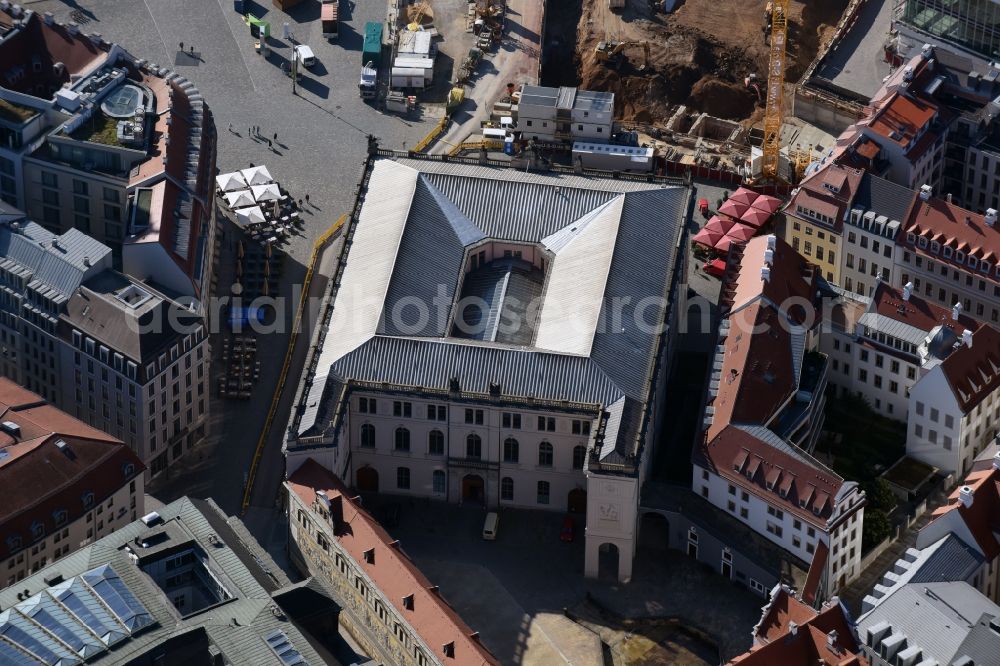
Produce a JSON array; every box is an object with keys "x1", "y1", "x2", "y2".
[
  {"x1": 482, "y1": 512, "x2": 499, "y2": 540},
  {"x1": 294, "y1": 45, "x2": 316, "y2": 69}
]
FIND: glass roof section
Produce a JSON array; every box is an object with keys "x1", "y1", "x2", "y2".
[{"x1": 264, "y1": 629, "x2": 308, "y2": 666}]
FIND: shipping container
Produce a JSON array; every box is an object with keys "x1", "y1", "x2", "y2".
[{"x1": 363, "y1": 22, "x2": 384, "y2": 67}]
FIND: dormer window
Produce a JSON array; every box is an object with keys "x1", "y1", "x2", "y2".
[
  {"x1": 52, "y1": 509, "x2": 67, "y2": 526},
  {"x1": 779, "y1": 487, "x2": 787, "y2": 498},
  {"x1": 31, "y1": 521, "x2": 44, "y2": 540},
  {"x1": 981, "y1": 262, "x2": 991, "y2": 274},
  {"x1": 943, "y1": 246, "x2": 953, "y2": 258},
  {"x1": 122, "y1": 462, "x2": 135, "y2": 478},
  {"x1": 931, "y1": 241, "x2": 940, "y2": 253},
  {"x1": 363, "y1": 548, "x2": 375, "y2": 564},
  {"x1": 443, "y1": 642, "x2": 455, "y2": 658},
  {"x1": 5, "y1": 535, "x2": 21, "y2": 551},
  {"x1": 969, "y1": 256, "x2": 978, "y2": 270},
  {"x1": 956, "y1": 251, "x2": 965, "y2": 262},
  {"x1": 82, "y1": 491, "x2": 95, "y2": 510},
  {"x1": 907, "y1": 232, "x2": 916, "y2": 244},
  {"x1": 403, "y1": 594, "x2": 414, "y2": 610},
  {"x1": 918, "y1": 236, "x2": 928, "y2": 248}
]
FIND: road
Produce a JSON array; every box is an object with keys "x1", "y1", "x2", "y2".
[
  {"x1": 432, "y1": 0, "x2": 543, "y2": 152},
  {"x1": 27, "y1": 0, "x2": 436, "y2": 518}
]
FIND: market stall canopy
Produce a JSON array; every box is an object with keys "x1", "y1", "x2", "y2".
[
  {"x1": 216, "y1": 172, "x2": 247, "y2": 192},
  {"x1": 225, "y1": 189, "x2": 255, "y2": 209},
  {"x1": 724, "y1": 222, "x2": 757, "y2": 243},
  {"x1": 704, "y1": 215, "x2": 737, "y2": 236},
  {"x1": 728, "y1": 187, "x2": 760, "y2": 207},
  {"x1": 240, "y1": 165, "x2": 273, "y2": 186},
  {"x1": 693, "y1": 226, "x2": 724, "y2": 249},
  {"x1": 751, "y1": 194, "x2": 783, "y2": 214},
  {"x1": 251, "y1": 183, "x2": 281, "y2": 202},
  {"x1": 236, "y1": 205, "x2": 266, "y2": 227},
  {"x1": 740, "y1": 206, "x2": 771, "y2": 228},
  {"x1": 719, "y1": 199, "x2": 750, "y2": 219}
]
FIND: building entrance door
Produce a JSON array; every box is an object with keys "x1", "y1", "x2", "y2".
[{"x1": 462, "y1": 474, "x2": 485, "y2": 504}]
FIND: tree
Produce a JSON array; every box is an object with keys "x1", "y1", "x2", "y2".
[
  {"x1": 866, "y1": 478, "x2": 896, "y2": 513},
  {"x1": 862, "y1": 510, "x2": 892, "y2": 551}
]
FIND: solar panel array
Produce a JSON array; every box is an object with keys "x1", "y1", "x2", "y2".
[{"x1": 0, "y1": 564, "x2": 154, "y2": 664}]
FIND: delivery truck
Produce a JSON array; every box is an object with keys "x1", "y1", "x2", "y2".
[{"x1": 321, "y1": 0, "x2": 339, "y2": 41}]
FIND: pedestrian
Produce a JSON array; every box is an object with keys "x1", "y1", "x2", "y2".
[
  {"x1": 190, "y1": 45, "x2": 195, "y2": 55},
  {"x1": 267, "y1": 138, "x2": 272, "y2": 148},
  {"x1": 179, "y1": 41, "x2": 184, "y2": 52},
  {"x1": 273, "y1": 132, "x2": 278, "y2": 142},
  {"x1": 305, "y1": 193, "x2": 310, "y2": 205},
  {"x1": 228, "y1": 123, "x2": 233, "y2": 133},
  {"x1": 248, "y1": 126, "x2": 252, "y2": 136},
  {"x1": 297, "y1": 198, "x2": 303, "y2": 208}
]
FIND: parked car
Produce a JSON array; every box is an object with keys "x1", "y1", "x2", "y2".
[
  {"x1": 559, "y1": 515, "x2": 575, "y2": 542},
  {"x1": 703, "y1": 258, "x2": 726, "y2": 278},
  {"x1": 698, "y1": 198, "x2": 709, "y2": 217},
  {"x1": 294, "y1": 44, "x2": 316, "y2": 68}
]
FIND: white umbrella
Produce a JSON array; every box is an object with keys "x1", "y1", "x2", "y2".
[
  {"x1": 240, "y1": 165, "x2": 273, "y2": 186},
  {"x1": 251, "y1": 183, "x2": 281, "y2": 202},
  {"x1": 236, "y1": 205, "x2": 266, "y2": 227},
  {"x1": 216, "y1": 172, "x2": 247, "y2": 192},
  {"x1": 225, "y1": 189, "x2": 256, "y2": 209}
]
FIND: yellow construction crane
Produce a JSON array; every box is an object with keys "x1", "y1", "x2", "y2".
[
  {"x1": 595, "y1": 40, "x2": 650, "y2": 71},
  {"x1": 761, "y1": 0, "x2": 789, "y2": 182}
]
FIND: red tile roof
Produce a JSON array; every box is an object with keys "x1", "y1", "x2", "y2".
[
  {"x1": 801, "y1": 541, "x2": 829, "y2": 605},
  {"x1": 939, "y1": 326, "x2": 1000, "y2": 414},
  {"x1": 790, "y1": 164, "x2": 864, "y2": 232},
  {"x1": 928, "y1": 467, "x2": 1000, "y2": 560},
  {"x1": 903, "y1": 198, "x2": 1000, "y2": 276},
  {"x1": 0, "y1": 13, "x2": 106, "y2": 98},
  {"x1": 732, "y1": 586, "x2": 866, "y2": 665},
  {"x1": 0, "y1": 378, "x2": 144, "y2": 559},
  {"x1": 868, "y1": 92, "x2": 938, "y2": 150},
  {"x1": 287, "y1": 459, "x2": 500, "y2": 666},
  {"x1": 869, "y1": 282, "x2": 981, "y2": 334}
]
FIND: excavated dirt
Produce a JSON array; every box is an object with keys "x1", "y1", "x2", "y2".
[{"x1": 543, "y1": 0, "x2": 850, "y2": 125}]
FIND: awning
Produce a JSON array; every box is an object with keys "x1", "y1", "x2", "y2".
[
  {"x1": 240, "y1": 165, "x2": 273, "y2": 186},
  {"x1": 251, "y1": 183, "x2": 281, "y2": 202},
  {"x1": 225, "y1": 189, "x2": 255, "y2": 209},
  {"x1": 740, "y1": 206, "x2": 772, "y2": 228},
  {"x1": 704, "y1": 215, "x2": 737, "y2": 236},
  {"x1": 719, "y1": 199, "x2": 750, "y2": 219},
  {"x1": 724, "y1": 222, "x2": 757, "y2": 243},
  {"x1": 751, "y1": 194, "x2": 783, "y2": 214},
  {"x1": 693, "y1": 226, "x2": 724, "y2": 249},
  {"x1": 216, "y1": 172, "x2": 247, "y2": 192},
  {"x1": 236, "y1": 205, "x2": 266, "y2": 227},
  {"x1": 728, "y1": 187, "x2": 760, "y2": 207}
]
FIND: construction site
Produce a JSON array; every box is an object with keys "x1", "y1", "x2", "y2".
[{"x1": 545, "y1": 0, "x2": 849, "y2": 125}]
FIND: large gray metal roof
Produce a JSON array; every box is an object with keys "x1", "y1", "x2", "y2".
[
  {"x1": 293, "y1": 158, "x2": 689, "y2": 464},
  {"x1": 910, "y1": 533, "x2": 984, "y2": 584},
  {"x1": 0, "y1": 497, "x2": 322, "y2": 666},
  {"x1": 851, "y1": 173, "x2": 916, "y2": 230},
  {"x1": 0, "y1": 221, "x2": 110, "y2": 302}
]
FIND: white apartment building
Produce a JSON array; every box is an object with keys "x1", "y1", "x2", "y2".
[
  {"x1": 839, "y1": 173, "x2": 915, "y2": 297},
  {"x1": 0, "y1": 378, "x2": 145, "y2": 588},
  {"x1": 517, "y1": 85, "x2": 614, "y2": 143},
  {"x1": 0, "y1": 217, "x2": 209, "y2": 476},
  {"x1": 285, "y1": 157, "x2": 690, "y2": 583},
  {"x1": 906, "y1": 324, "x2": 1000, "y2": 475},
  {"x1": 695, "y1": 235, "x2": 865, "y2": 597},
  {"x1": 894, "y1": 188, "x2": 1000, "y2": 326}
]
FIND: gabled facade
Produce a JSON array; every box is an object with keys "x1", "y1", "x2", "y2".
[{"x1": 695, "y1": 235, "x2": 866, "y2": 598}]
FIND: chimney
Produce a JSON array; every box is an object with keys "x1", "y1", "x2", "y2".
[
  {"x1": 921, "y1": 43, "x2": 934, "y2": 59},
  {"x1": 827, "y1": 630, "x2": 839, "y2": 651},
  {"x1": 764, "y1": 248, "x2": 774, "y2": 265},
  {"x1": 83, "y1": 256, "x2": 90, "y2": 268},
  {"x1": 42, "y1": 11, "x2": 53, "y2": 24},
  {"x1": 903, "y1": 281, "x2": 913, "y2": 301},
  {"x1": 962, "y1": 328, "x2": 973, "y2": 348},
  {"x1": 959, "y1": 485, "x2": 974, "y2": 508},
  {"x1": 986, "y1": 208, "x2": 998, "y2": 227},
  {"x1": 328, "y1": 494, "x2": 343, "y2": 528},
  {"x1": 919, "y1": 184, "x2": 932, "y2": 201},
  {"x1": 903, "y1": 66, "x2": 914, "y2": 82},
  {"x1": 66, "y1": 22, "x2": 79, "y2": 35},
  {"x1": 766, "y1": 234, "x2": 777, "y2": 251},
  {"x1": 946, "y1": 192, "x2": 953, "y2": 203},
  {"x1": 788, "y1": 621, "x2": 798, "y2": 636},
  {"x1": 952, "y1": 302, "x2": 962, "y2": 320},
  {"x1": 761, "y1": 266, "x2": 771, "y2": 283}
]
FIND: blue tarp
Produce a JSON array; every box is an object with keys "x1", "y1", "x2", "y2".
[{"x1": 228, "y1": 306, "x2": 266, "y2": 329}]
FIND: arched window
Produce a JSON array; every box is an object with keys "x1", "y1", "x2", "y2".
[
  {"x1": 360, "y1": 423, "x2": 375, "y2": 448},
  {"x1": 432, "y1": 470, "x2": 446, "y2": 493},
  {"x1": 537, "y1": 481, "x2": 550, "y2": 504},
  {"x1": 538, "y1": 441, "x2": 553, "y2": 467},
  {"x1": 503, "y1": 437, "x2": 519, "y2": 463},
  {"x1": 466, "y1": 433, "x2": 482, "y2": 459},
  {"x1": 394, "y1": 427, "x2": 410, "y2": 452},
  {"x1": 572, "y1": 445, "x2": 586, "y2": 470},
  {"x1": 428, "y1": 429, "x2": 444, "y2": 455},
  {"x1": 396, "y1": 467, "x2": 410, "y2": 489},
  {"x1": 501, "y1": 477, "x2": 514, "y2": 501}
]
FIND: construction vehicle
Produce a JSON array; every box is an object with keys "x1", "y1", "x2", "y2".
[
  {"x1": 359, "y1": 61, "x2": 377, "y2": 99},
  {"x1": 386, "y1": 90, "x2": 416, "y2": 114},
  {"x1": 760, "y1": 0, "x2": 789, "y2": 182},
  {"x1": 456, "y1": 47, "x2": 483, "y2": 83},
  {"x1": 363, "y1": 21, "x2": 383, "y2": 67},
  {"x1": 595, "y1": 40, "x2": 650, "y2": 72},
  {"x1": 407, "y1": 0, "x2": 432, "y2": 31},
  {"x1": 447, "y1": 86, "x2": 465, "y2": 114}
]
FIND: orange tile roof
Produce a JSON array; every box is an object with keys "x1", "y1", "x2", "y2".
[
  {"x1": 0, "y1": 13, "x2": 107, "y2": 98},
  {"x1": 287, "y1": 459, "x2": 500, "y2": 666},
  {"x1": 868, "y1": 93, "x2": 938, "y2": 149},
  {"x1": 928, "y1": 467, "x2": 1000, "y2": 560},
  {"x1": 0, "y1": 378, "x2": 144, "y2": 559},
  {"x1": 903, "y1": 198, "x2": 1000, "y2": 273},
  {"x1": 731, "y1": 587, "x2": 867, "y2": 665},
  {"x1": 801, "y1": 541, "x2": 828, "y2": 605},
  {"x1": 869, "y1": 282, "x2": 981, "y2": 334},
  {"x1": 790, "y1": 164, "x2": 864, "y2": 232}
]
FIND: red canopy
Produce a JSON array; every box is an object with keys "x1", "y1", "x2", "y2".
[
  {"x1": 751, "y1": 194, "x2": 782, "y2": 214},
  {"x1": 714, "y1": 235, "x2": 735, "y2": 253},
  {"x1": 693, "y1": 226, "x2": 724, "y2": 248},
  {"x1": 725, "y1": 222, "x2": 758, "y2": 243},
  {"x1": 719, "y1": 199, "x2": 750, "y2": 219},
  {"x1": 729, "y1": 187, "x2": 760, "y2": 206},
  {"x1": 704, "y1": 215, "x2": 737, "y2": 235},
  {"x1": 740, "y1": 206, "x2": 772, "y2": 228}
]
